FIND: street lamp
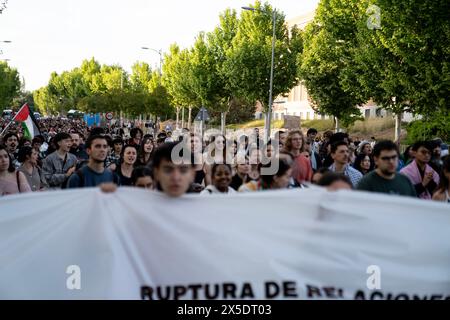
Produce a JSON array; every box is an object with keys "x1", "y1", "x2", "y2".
[
  {"x1": 242, "y1": 6, "x2": 276, "y2": 142},
  {"x1": 141, "y1": 46, "x2": 163, "y2": 76}
]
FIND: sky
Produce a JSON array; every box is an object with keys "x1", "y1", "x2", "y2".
[{"x1": 0, "y1": 0, "x2": 318, "y2": 91}]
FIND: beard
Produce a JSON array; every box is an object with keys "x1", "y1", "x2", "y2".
[{"x1": 380, "y1": 168, "x2": 395, "y2": 176}]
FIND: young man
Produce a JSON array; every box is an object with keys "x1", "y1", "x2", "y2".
[
  {"x1": 328, "y1": 141, "x2": 362, "y2": 188},
  {"x1": 306, "y1": 128, "x2": 319, "y2": 154},
  {"x1": 152, "y1": 142, "x2": 195, "y2": 197},
  {"x1": 3, "y1": 132, "x2": 20, "y2": 168},
  {"x1": 42, "y1": 132, "x2": 78, "y2": 189},
  {"x1": 69, "y1": 132, "x2": 89, "y2": 161},
  {"x1": 357, "y1": 140, "x2": 416, "y2": 197},
  {"x1": 67, "y1": 135, "x2": 119, "y2": 188},
  {"x1": 400, "y1": 141, "x2": 440, "y2": 199}
]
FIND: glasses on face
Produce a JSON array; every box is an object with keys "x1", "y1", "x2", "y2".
[{"x1": 380, "y1": 155, "x2": 398, "y2": 161}]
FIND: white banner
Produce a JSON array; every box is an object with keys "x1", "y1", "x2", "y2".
[{"x1": 0, "y1": 188, "x2": 449, "y2": 300}]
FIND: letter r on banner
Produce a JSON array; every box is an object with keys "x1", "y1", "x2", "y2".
[
  {"x1": 366, "y1": 265, "x2": 381, "y2": 290},
  {"x1": 66, "y1": 265, "x2": 81, "y2": 290}
]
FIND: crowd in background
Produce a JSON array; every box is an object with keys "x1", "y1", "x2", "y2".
[{"x1": 0, "y1": 117, "x2": 449, "y2": 203}]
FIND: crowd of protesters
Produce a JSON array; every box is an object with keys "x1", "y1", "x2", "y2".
[{"x1": 0, "y1": 117, "x2": 449, "y2": 204}]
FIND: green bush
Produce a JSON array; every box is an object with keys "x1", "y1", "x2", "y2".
[{"x1": 406, "y1": 112, "x2": 450, "y2": 144}]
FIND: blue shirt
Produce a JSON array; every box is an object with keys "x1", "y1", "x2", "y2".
[{"x1": 67, "y1": 165, "x2": 119, "y2": 188}]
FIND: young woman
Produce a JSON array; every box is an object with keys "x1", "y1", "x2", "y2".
[
  {"x1": 17, "y1": 146, "x2": 48, "y2": 192},
  {"x1": 204, "y1": 134, "x2": 228, "y2": 186},
  {"x1": 136, "y1": 136, "x2": 155, "y2": 167},
  {"x1": 282, "y1": 130, "x2": 313, "y2": 184},
  {"x1": 201, "y1": 163, "x2": 236, "y2": 194},
  {"x1": 238, "y1": 159, "x2": 292, "y2": 192},
  {"x1": 353, "y1": 154, "x2": 375, "y2": 176},
  {"x1": 0, "y1": 145, "x2": 31, "y2": 196},
  {"x1": 432, "y1": 156, "x2": 450, "y2": 203},
  {"x1": 230, "y1": 159, "x2": 250, "y2": 191},
  {"x1": 115, "y1": 145, "x2": 137, "y2": 186},
  {"x1": 189, "y1": 134, "x2": 205, "y2": 185}
]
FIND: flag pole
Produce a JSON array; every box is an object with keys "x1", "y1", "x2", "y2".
[{"x1": 0, "y1": 103, "x2": 27, "y2": 136}]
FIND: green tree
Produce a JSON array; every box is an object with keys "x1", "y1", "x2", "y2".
[
  {"x1": 0, "y1": 61, "x2": 21, "y2": 112},
  {"x1": 224, "y1": 1, "x2": 301, "y2": 112},
  {"x1": 33, "y1": 86, "x2": 60, "y2": 115},
  {"x1": 298, "y1": 0, "x2": 365, "y2": 130}
]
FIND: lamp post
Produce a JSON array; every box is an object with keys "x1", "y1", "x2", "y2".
[
  {"x1": 241, "y1": 6, "x2": 276, "y2": 142},
  {"x1": 141, "y1": 46, "x2": 163, "y2": 76}
]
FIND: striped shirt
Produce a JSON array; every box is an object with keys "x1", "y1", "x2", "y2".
[{"x1": 329, "y1": 163, "x2": 363, "y2": 188}]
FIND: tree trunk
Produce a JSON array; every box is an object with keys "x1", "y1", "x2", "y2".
[
  {"x1": 335, "y1": 117, "x2": 340, "y2": 133},
  {"x1": 220, "y1": 112, "x2": 227, "y2": 135},
  {"x1": 176, "y1": 106, "x2": 180, "y2": 130},
  {"x1": 394, "y1": 112, "x2": 402, "y2": 142},
  {"x1": 181, "y1": 107, "x2": 185, "y2": 129},
  {"x1": 188, "y1": 106, "x2": 192, "y2": 131}
]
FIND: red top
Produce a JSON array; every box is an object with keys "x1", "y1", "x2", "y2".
[{"x1": 291, "y1": 154, "x2": 313, "y2": 183}]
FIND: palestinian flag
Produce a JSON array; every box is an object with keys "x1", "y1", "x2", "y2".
[{"x1": 14, "y1": 103, "x2": 41, "y2": 140}]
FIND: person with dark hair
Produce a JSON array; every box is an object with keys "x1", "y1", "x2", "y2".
[
  {"x1": 31, "y1": 135, "x2": 45, "y2": 151},
  {"x1": 17, "y1": 146, "x2": 48, "y2": 191},
  {"x1": 239, "y1": 158, "x2": 292, "y2": 192},
  {"x1": 429, "y1": 139, "x2": 443, "y2": 173},
  {"x1": 357, "y1": 141, "x2": 373, "y2": 156},
  {"x1": 152, "y1": 142, "x2": 195, "y2": 197},
  {"x1": 129, "y1": 127, "x2": 143, "y2": 147},
  {"x1": 131, "y1": 166, "x2": 153, "y2": 189},
  {"x1": 306, "y1": 128, "x2": 319, "y2": 154},
  {"x1": 3, "y1": 132, "x2": 20, "y2": 168},
  {"x1": 108, "y1": 136, "x2": 124, "y2": 171},
  {"x1": 136, "y1": 136, "x2": 155, "y2": 167},
  {"x1": 3, "y1": 132, "x2": 19, "y2": 155},
  {"x1": 317, "y1": 172, "x2": 352, "y2": 191},
  {"x1": 400, "y1": 141, "x2": 439, "y2": 199},
  {"x1": 42, "y1": 132, "x2": 78, "y2": 189},
  {"x1": 70, "y1": 132, "x2": 88, "y2": 161},
  {"x1": 115, "y1": 145, "x2": 138, "y2": 186},
  {"x1": 274, "y1": 130, "x2": 286, "y2": 148},
  {"x1": 67, "y1": 135, "x2": 120, "y2": 189},
  {"x1": 201, "y1": 163, "x2": 236, "y2": 194},
  {"x1": 204, "y1": 134, "x2": 228, "y2": 186},
  {"x1": 0, "y1": 145, "x2": 31, "y2": 196},
  {"x1": 321, "y1": 133, "x2": 346, "y2": 168},
  {"x1": 18, "y1": 137, "x2": 32, "y2": 149},
  {"x1": 402, "y1": 145, "x2": 414, "y2": 165},
  {"x1": 89, "y1": 127, "x2": 105, "y2": 137},
  {"x1": 353, "y1": 153, "x2": 374, "y2": 176},
  {"x1": 312, "y1": 167, "x2": 330, "y2": 185},
  {"x1": 188, "y1": 134, "x2": 205, "y2": 185},
  {"x1": 432, "y1": 156, "x2": 450, "y2": 203},
  {"x1": 329, "y1": 141, "x2": 362, "y2": 188},
  {"x1": 357, "y1": 140, "x2": 416, "y2": 197},
  {"x1": 304, "y1": 139, "x2": 322, "y2": 171}
]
